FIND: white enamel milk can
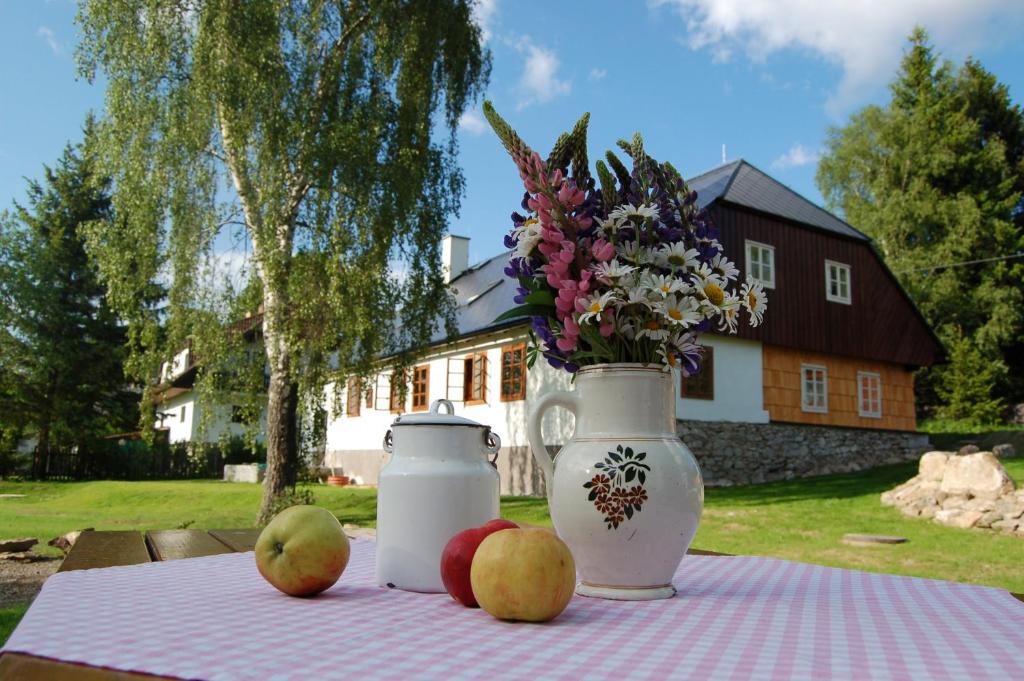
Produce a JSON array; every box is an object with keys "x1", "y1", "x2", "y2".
[{"x1": 376, "y1": 399, "x2": 501, "y2": 592}]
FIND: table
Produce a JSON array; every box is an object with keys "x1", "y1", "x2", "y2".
[{"x1": 1, "y1": 531, "x2": 1022, "y2": 680}]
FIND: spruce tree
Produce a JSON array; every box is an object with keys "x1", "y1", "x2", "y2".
[
  {"x1": 0, "y1": 130, "x2": 137, "y2": 475},
  {"x1": 818, "y1": 28, "x2": 1024, "y2": 423}
]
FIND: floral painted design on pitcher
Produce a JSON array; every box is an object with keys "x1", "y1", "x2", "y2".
[{"x1": 583, "y1": 445, "x2": 651, "y2": 529}]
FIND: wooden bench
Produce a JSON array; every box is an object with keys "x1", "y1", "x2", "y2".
[{"x1": 56, "y1": 528, "x2": 263, "y2": 572}]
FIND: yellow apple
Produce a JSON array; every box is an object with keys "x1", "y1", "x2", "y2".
[
  {"x1": 255, "y1": 505, "x2": 350, "y2": 597},
  {"x1": 470, "y1": 528, "x2": 576, "y2": 622}
]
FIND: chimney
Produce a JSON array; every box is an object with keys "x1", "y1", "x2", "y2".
[{"x1": 442, "y1": 235, "x2": 470, "y2": 284}]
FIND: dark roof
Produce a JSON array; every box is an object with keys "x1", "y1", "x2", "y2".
[
  {"x1": 439, "y1": 159, "x2": 873, "y2": 343},
  {"x1": 436, "y1": 253, "x2": 520, "y2": 343},
  {"x1": 687, "y1": 160, "x2": 870, "y2": 241}
]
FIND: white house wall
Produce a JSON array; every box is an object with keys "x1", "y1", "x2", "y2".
[
  {"x1": 675, "y1": 335, "x2": 770, "y2": 424},
  {"x1": 323, "y1": 328, "x2": 542, "y2": 452},
  {"x1": 157, "y1": 394, "x2": 266, "y2": 445},
  {"x1": 322, "y1": 327, "x2": 767, "y2": 490},
  {"x1": 159, "y1": 393, "x2": 196, "y2": 443}
]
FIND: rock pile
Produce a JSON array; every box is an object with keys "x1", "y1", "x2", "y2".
[{"x1": 881, "y1": 451, "x2": 1024, "y2": 535}]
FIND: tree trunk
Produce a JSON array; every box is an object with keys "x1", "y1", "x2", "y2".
[{"x1": 256, "y1": 287, "x2": 300, "y2": 525}]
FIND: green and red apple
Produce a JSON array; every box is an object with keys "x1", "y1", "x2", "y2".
[
  {"x1": 440, "y1": 519, "x2": 518, "y2": 607},
  {"x1": 255, "y1": 505, "x2": 350, "y2": 597},
  {"x1": 470, "y1": 527, "x2": 576, "y2": 622}
]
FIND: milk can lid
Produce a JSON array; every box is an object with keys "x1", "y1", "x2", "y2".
[{"x1": 390, "y1": 399, "x2": 486, "y2": 428}]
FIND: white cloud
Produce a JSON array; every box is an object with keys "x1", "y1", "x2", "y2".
[
  {"x1": 588, "y1": 68, "x2": 607, "y2": 82},
  {"x1": 654, "y1": 0, "x2": 1024, "y2": 113},
  {"x1": 517, "y1": 42, "x2": 571, "y2": 109},
  {"x1": 471, "y1": 0, "x2": 498, "y2": 43},
  {"x1": 458, "y1": 109, "x2": 488, "y2": 135},
  {"x1": 36, "y1": 26, "x2": 60, "y2": 55},
  {"x1": 771, "y1": 144, "x2": 820, "y2": 170}
]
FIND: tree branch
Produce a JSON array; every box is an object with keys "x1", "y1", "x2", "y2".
[{"x1": 288, "y1": 10, "x2": 372, "y2": 207}]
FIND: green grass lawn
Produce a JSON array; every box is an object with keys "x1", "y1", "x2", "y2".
[{"x1": 2, "y1": 459, "x2": 1023, "y2": 644}]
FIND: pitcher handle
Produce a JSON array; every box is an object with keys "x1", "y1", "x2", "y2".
[{"x1": 527, "y1": 390, "x2": 580, "y2": 494}]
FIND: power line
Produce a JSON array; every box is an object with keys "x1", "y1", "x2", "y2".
[{"x1": 894, "y1": 251, "x2": 1024, "y2": 274}]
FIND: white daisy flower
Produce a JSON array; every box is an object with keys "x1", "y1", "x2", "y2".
[
  {"x1": 511, "y1": 218, "x2": 542, "y2": 259},
  {"x1": 618, "y1": 285, "x2": 656, "y2": 310},
  {"x1": 577, "y1": 291, "x2": 618, "y2": 325},
  {"x1": 643, "y1": 272, "x2": 688, "y2": 297},
  {"x1": 691, "y1": 264, "x2": 728, "y2": 310},
  {"x1": 740, "y1": 277, "x2": 767, "y2": 327},
  {"x1": 616, "y1": 240, "x2": 655, "y2": 266},
  {"x1": 657, "y1": 294, "x2": 702, "y2": 327},
  {"x1": 716, "y1": 294, "x2": 742, "y2": 333},
  {"x1": 590, "y1": 259, "x2": 638, "y2": 285},
  {"x1": 709, "y1": 253, "x2": 739, "y2": 281},
  {"x1": 595, "y1": 214, "x2": 625, "y2": 237},
  {"x1": 671, "y1": 332, "x2": 703, "y2": 375},
  {"x1": 657, "y1": 242, "x2": 701, "y2": 270},
  {"x1": 636, "y1": 319, "x2": 669, "y2": 342},
  {"x1": 608, "y1": 202, "x2": 659, "y2": 224}
]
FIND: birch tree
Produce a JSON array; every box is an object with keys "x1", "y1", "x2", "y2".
[{"x1": 78, "y1": 0, "x2": 489, "y2": 521}]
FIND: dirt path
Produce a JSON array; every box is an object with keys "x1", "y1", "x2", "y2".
[{"x1": 0, "y1": 558, "x2": 61, "y2": 608}]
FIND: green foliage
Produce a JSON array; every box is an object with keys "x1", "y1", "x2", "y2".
[
  {"x1": 935, "y1": 330, "x2": 1007, "y2": 425},
  {"x1": 0, "y1": 131, "x2": 138, "y2": 474},
  {"x1": 76, "y1": 1, "x2": 490, "y2": 520},
  {"x1": 265, "y1": 487, "x2": 318, "y2": 524},
  {"x1": 1, "y1": 606, "x2": 28, "y2": 646},
  {"x1": 4, "y1": 472, "x2": 1024, "y2": 596},
  {"x1": 817, "y1": 28, "x2": 1024, "y2": 420}
]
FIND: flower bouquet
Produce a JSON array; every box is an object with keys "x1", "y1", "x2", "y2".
[{"x1": 487, "y1": 102, "x2": 766, "y2": 376}]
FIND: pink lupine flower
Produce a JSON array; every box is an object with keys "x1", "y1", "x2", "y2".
[
  {"x1": 599, "y1": 310, "x2": 616, "y2": 338},
  {"x1": 592, "y1": 239, "x2": 615, "y2": 262}
]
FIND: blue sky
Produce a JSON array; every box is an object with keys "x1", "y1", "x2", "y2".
[{"x1": 3, "y1": 0, "x2": 1024, "y2": 267}]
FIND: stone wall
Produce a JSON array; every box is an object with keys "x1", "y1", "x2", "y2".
[
  {"x1": 678, "y1": 420, "x2": 931, "y2": 487},
  {"x1": 329, "y1": 421, "x2": 929, "y2": 496}
]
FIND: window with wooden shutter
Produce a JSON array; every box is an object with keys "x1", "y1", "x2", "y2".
[
  {"x1": 346, "y1": 377, "x2": 361, "y2": 417},
  {"x1": 500, "y1": 344, "x2": 527, "y2": 402},
  {"x1": 680, "y1": 346, "x2": 714, "y2": 400},
  {"x1": 412, "y1": 365, "x2": 430, "y2": 412},
  {"x1": 463, "y1": 353, "x2": 487, "y2": 404},
  {"x1": 389, "y1": 370, "x2": 406, "y2": 413}
]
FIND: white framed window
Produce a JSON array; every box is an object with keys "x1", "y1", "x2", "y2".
[
  {"x1": 745, "y1": 240, "x2": 775, "y2": 288},
  {"x1": 825, "y1": 260, "x2": 851, "y2": 304},
  {"x1": 857, "y1": 371, "x2": 882, "y2": 418},
  {"x1": 801, "y1": 364, "x2": 828, "y2": 413},
  {"x1": 180, "y1": 405, "x2": 186, "y2": 423}
]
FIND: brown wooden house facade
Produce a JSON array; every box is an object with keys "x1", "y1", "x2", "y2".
[{"x1": 693, "y1": 160, "x2": 944, "y2": 432}]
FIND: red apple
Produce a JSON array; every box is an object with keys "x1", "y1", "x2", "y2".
[{"x1": 440, "y1": 519, "x2": 518, "y2": 606}]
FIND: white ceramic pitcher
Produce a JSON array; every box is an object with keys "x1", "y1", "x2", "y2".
[
  {"x1": 376, "y1": 399, "x2": 501, "y2": 593},
  {"x1": 527, "y1": 363, "x2": 703, "y2": 600}
]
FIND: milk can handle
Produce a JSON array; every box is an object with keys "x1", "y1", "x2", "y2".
[
  {"x1": 383, "y1": 429, "x2": 393, "y2": 453},
  {"x1": 484, "y1": 429, "x2": 501, "y2": 465},
  {"x1": 430, "y1": 399, "x2": 454, "y2": 415}
]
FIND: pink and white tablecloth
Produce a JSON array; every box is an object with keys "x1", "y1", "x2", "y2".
[{"x1": 3, "y1": 539, "x2": 1022, "y2": 680}]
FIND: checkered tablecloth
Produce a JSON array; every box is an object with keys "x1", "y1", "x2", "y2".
[{"x1": 3, "y1": 538, "x2": 1022, "y2": 680}]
